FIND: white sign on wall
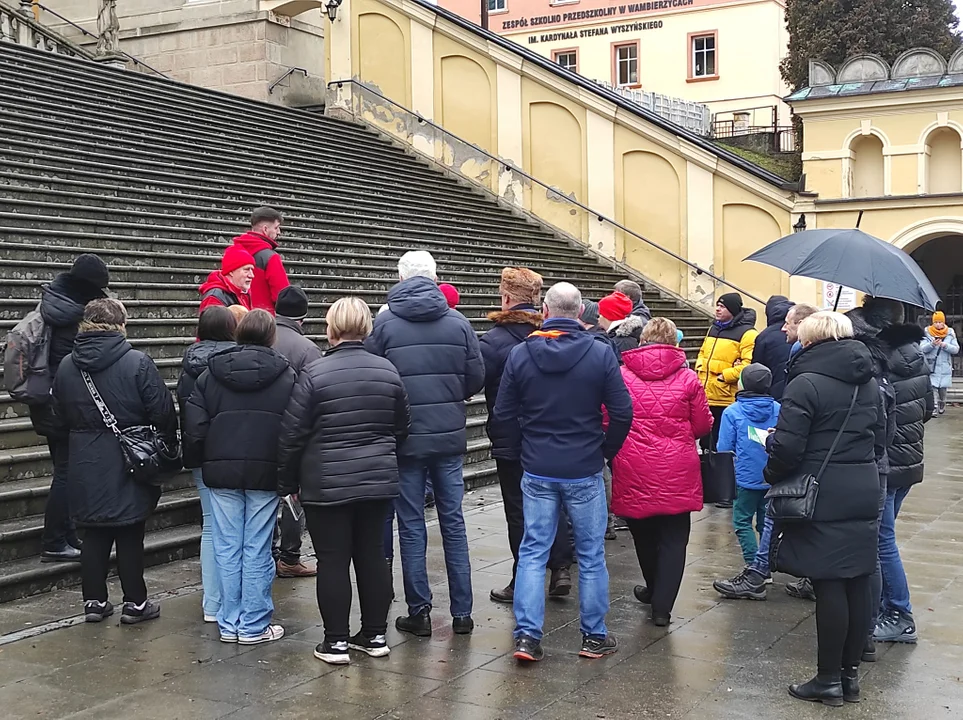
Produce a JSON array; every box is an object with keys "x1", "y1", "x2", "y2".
[{"x1": 822, "y1": 282, "x2": 857, "y2": 311}]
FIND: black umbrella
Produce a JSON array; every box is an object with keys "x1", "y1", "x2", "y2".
[{"x1": 744, "y1": 228, "x2": 940, "y2": 310}]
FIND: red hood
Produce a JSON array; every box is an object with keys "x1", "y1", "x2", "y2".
[
  {"x1": 232, "y1": 231, "x2": 277, "y2": 253},
  {"x1": 622, "y1": 343, "x2": 688, "y2": 381},
  {"x1": 199, "y1": 270, "x2": 244, "y2": 296}
]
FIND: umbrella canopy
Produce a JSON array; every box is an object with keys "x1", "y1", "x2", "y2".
[{"x1": 744, "y1": 228, "x2": 940, "y2": 310}]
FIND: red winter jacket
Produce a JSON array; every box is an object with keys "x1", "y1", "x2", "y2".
[
  {"x1": 198, "y1": 271, "x2": 253, "y2": 313},
  {"x1": 232, "y1": 232, "x2": 290, "y2": 312},
  {"x1": 610, "y1": 343, "x2": 713, "y2": 520}
]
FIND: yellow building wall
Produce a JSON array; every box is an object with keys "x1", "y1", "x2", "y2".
[
  {"x1": 434, "y1": 34, "x2": 499, "y2": 155},
  {"x1": 354, "y1": 7, "x2": 411, "y2": 106}
]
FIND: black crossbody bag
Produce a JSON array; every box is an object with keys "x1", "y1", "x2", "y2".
[
  {"x1": 81, "y1": 370, "x2": 181, "y2": 486},
  {"x1": 765, "y1": 386, "x2": 858, "y2": 521}
]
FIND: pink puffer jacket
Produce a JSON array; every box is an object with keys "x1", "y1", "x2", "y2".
[{"x1": 611, "y1": 344, "x2": 713, "y2": 520}]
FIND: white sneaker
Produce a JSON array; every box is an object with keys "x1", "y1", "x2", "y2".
[
  {"x1": 220, "y1": 633, "x2": 238, "y2": 643},
  {"x1": 204, "y1": 614, "x2": 217, "y2": 623},
  {"x1": 238, "y1": 624, "x2": 285, "y2": 645}
]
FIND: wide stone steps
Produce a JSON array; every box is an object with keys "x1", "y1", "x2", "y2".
[{"x1": 0, "y1": 40, "x2": 712, "y2": 602}]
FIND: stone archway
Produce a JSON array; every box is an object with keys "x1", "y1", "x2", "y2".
[{"x1": 908, "y1": 232, "x2": 963, "y2": 376}]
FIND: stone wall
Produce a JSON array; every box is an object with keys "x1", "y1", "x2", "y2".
[{"x1": 35, "y1": 1, "x2": 326, "y2": 105}]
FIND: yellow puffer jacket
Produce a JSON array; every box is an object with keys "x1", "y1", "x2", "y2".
[{"x1": 695, "y1": 309, "x2": 759, "y2": 407}]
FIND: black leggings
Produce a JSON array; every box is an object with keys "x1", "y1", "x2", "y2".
[
  {"x1": 812, "y1": 576, "x2": 873, "y2": 672},
  {"x1": 626, "y1": 513, "x2": 691, "y2": 615},
  {"x1": 81, "y1": 522, "x2": 147, "y2": 604},
  {"x1": 305, "y1": 501, "x2": 392, "y2": 643}
]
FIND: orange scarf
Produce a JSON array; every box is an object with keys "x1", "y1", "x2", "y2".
[
  {"x1": 928, "y1": 325, "x2": 949, "y2": 339},
  {"x1": 529, "y1": 329, "x2": 568, "y2": 339}
]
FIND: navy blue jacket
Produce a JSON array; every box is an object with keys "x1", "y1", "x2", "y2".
[
  {"x1": 493, "y1": 318, "x2": 633, "y2": 479},
  {"x1": 479, "y1": 305, "x2": 541, "y2": 461},
  {"x1": 752, "y1": 295, "x2": 793, "y2": 399},
  {"x1": 366, "y1": 276, "x2": 485, "y2": 458}
]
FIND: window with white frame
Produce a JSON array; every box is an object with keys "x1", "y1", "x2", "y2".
[
  {"x1": 691, "y1": 33, "x2": 717, "y2": 78},
  {"x1": 554, "y1": 50, "x2": 578, "y2": 73},
  {"x1": 614, "y1": 43, "x2": 638, "y2": 87},
  {"x1": 489, "y1": 0, "x2": 507, "y2": 12}
]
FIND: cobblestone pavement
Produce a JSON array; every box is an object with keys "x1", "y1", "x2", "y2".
[{"x1": 1, "y1": 412, "x2": 962, "y2": 719}]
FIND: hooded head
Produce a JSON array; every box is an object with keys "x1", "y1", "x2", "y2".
[
  {"x1": 764, "y1": 295, "x2": 794, "y2": 327},
  {"x1": 387, "y1": 276, "x2": 450, "y2": 322}
]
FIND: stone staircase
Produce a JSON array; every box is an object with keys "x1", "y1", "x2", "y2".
[{"x1": 0, "y1": 40, "x2": 712, "y2": 602}]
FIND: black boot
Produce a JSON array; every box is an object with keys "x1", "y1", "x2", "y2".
[
  {"x1": 841, "y1": 667, "x2": 860, "y2": 703},
  {"x1": 788, "y1": 673, "x2": 844, "y2": 707},
  {"x1": 862, "y1": 635, "x2": 877, "y2": 663},
  {"x1": 396, "y1": 608, "x2": 432, "y2": 637}
]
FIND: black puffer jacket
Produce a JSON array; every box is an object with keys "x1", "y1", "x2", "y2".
[
  {"x1": 607, "y1": 315, "x2": 645, "y2": 355},
  {"x1": 277, "y1": 342, "x2": 410, "y2": 505},
  {"x1": 479, "y1": 305, "x2": 542, "y2": 460},
  {"x1": 183, "y1": 345, "x2": 296, "y2": 491},
  {"x1": 28, "y1": 274, "x2": 107, "y2": 437},
  {"x1": 52, "y1": 332, "x2": 176, "y2": 526},
  {"x1": 365, "y1": 276, "x2": 485, "y2": 458},
  {"x1": 176, "y1": 339, "x2": 236, "y2": 469},
  {"x1": 273, "y1": 316, "x2": 323, "y2": 376},
  {"x1": 765, "y1": 338, "x2": 884, "y2": 580},
  {"x1": 752, "y1": 295, "x2": 793, "y2": 399}
]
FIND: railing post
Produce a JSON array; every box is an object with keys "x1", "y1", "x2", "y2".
[{"x1": 17, "y1": 0, "x2": 34, "y2": 46}]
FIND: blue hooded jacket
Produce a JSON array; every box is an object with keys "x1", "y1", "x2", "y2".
[
  {"x1": 493, "y1": 318, "x2": 633, "y2": 479},
  {"x1": 717, "y1": 392, "x2": 781, "y2": 491}
]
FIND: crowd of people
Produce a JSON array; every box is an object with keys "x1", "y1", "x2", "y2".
[{"x1": 14, "y1": 206, "x2": 942, "y2": 703}]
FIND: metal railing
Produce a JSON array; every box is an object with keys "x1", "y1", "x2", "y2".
[
  {"x1": 327, "y1": 78, "x2": 764, "y2": 307},
  {"x1": 269, "y1": 66, "x2": 308, "y2": 95},
  {"x1": 32, "y1": 2, "x2": 168, "y2": 77}
]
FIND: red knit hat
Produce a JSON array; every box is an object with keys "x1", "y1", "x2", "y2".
[
  {"x1": 439, "y1": 283, "x2": 460, "y2": 309},
  {"x1": 221, "y1": 245, "x2": 256, "y2": 275},
  {"x1": 598, "y1": 292, "x2": 633, "y2": 322}
]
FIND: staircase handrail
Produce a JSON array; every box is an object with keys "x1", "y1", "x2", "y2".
[
  {"x1": 0, "y1": 0, "x2": 93, "y2": 58},
  {"x1": 328, "y1": 78, "x2": 764, "y2": 305},
  {"x1": 31, "y1": 2, "x2": 167, "y2": 77}
]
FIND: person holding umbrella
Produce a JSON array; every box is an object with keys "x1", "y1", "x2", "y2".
[
  {"x1": 694, "y1": 293, "x2": 758, "y2": 508},
  {"x1": 921, "y1": 311, "x2": 959, "y2": 416}
]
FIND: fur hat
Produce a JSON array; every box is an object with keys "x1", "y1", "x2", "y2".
[
  {"x1": 69, "y1": 253, "x2": 110, "y2": 290},
  {"x1": 598, "y1": 292, "x2": 633, "y2": 322},
  {"x1": 221, "y1": 245, "x2": 256, "y2": 275},
  {"x1": 499, "y1": 267, "x2": 543, "y2": 306}
]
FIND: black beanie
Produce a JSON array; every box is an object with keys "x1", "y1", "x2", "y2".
[
  {"x1": 740, "y1": 363, "x2": 772, "y2": 394},
  {"x1": 580, "y1": 300, "x2": 600, "y2": 326},
  {"x1": 276, "y1": 286, "x2": 309, "y2": 320},
  {"x1": 69, "y1": 253, "x2": 109, "y2": 290},
  {"x1": 717, "y1": 292, "x2": 743, "y2": 317}
]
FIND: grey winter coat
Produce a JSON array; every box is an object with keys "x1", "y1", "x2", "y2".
[
  {"x1": 273, "y1": 316, "x2": 323, "y2": 376},
  {"x1": 921, "y1": 327, "x2": 959, "y2": 389}
]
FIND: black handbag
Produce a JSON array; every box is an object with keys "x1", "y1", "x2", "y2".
[
  {"x1": 765, "y1": 386, "x2": 858, "y2": 521},
  {"x1": 701, "y1": 450, "x2": 736, "y2": 505},
  {"x1": 81, "y1": 370, "x2": 182, "y2": 487}
]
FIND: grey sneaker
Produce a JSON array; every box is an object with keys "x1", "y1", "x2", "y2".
[
  {"x1": 786, "y1": 577, "x2": 817, "y2": 601},
  {"x1": 713, "y1": 567, "x2": 767, "y2": 600},
  {"x1": 874, "y1": 611, "x2": 917, "y2": 643},
  {"x1": 579, "y1": 633, "x2": 618, "y2": 659}
]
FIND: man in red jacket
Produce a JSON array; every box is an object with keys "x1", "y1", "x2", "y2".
[
  {"x1": 198, "y1": 246, "x2": 255, "y2": 313},
  {"x1": 232, "y1": 207, "x2": 290, "y2": 312}
]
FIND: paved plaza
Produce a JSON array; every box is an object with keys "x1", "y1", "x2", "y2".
[{"x1": 1, "y1": 414, "x2": 962, "y2": 719}]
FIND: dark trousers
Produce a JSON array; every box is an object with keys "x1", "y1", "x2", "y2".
[
  {"x1": 496, "y1": 459, "x2": 573, "y2": 586},
  {"x1": 273, "y1": 498, "x2": 304, "y2": 565},
  {"x1": 304, "y1": 501, "x2": 392, "y2": 643},
  {"x1": 626, "y1": 513, "x2": 691, "y2": 615},
  {"x1": 699, "y1": 405, "x2": 727, "y2": 451},
  {"x1": 812, "y1": 576, "x2": 873, "y2": 672},
  {"x1": 42, "y1": 437, "x2": 75, "y2": 551},
  {"x1": 81, "y1": 522, "x2": 147, "y2": 604}
]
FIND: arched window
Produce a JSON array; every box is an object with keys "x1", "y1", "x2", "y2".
[
  {"x1": 926, "y1": 128, "x2": 962, "y2": 194},
  {"x1": 850, "y1": 135, "x2": 884, "y2": 198}
]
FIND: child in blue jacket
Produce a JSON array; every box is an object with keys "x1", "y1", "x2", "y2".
[{"x1": 717, "y1": 363, "x2": 781, "y2": 565}]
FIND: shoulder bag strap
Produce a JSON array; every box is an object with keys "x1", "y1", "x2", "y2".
[
  {"x1": 80, "y1": 370, "x2": 124, "y2": 441},
  {"x1": 813, "y1": 385, "x2": 859, "y2": 483}
]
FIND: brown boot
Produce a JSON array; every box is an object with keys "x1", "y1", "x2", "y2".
[{"x1": 277, "y1": 560, "x2": 317, "y2": 578}]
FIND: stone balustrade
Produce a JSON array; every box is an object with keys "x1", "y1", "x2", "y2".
[{"x1": 0, "y1": 2, "x2": 92, "y2": 59}]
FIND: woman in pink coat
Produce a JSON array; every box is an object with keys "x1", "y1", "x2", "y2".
[{"x1": 611, "y1": 317, "x2": 713, "y2": 626}]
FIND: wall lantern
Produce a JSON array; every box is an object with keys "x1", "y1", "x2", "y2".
[{"x1": 326, "y1": 0, "x2": 343, "y2": 22}]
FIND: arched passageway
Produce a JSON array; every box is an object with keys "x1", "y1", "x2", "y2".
[{"x1": 910, "y1": 233, "x2": 963, "y2": 377}]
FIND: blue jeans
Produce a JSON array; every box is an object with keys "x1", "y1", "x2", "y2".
[
  {"x1": 192, "y1": 469, "x2": 220, "y2": 617},
  {"x1": 209, "y1": 489, "x2": 280, "y2": 639},
  {"x1": 514, "y1": 472, "x2": 609, "y2": 642},
  {"x1": 880, "y1": 486, "x2": 912, "y2": 615},
  {"x1": 396, "y1": 455, "x2": 473, "y2": 618},
  {"x1": 749, "y1": 511, "x2": 774, "y2": 576}
]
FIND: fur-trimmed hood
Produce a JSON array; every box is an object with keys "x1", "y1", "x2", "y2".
[
  {"x1": 487, "y1": 308, "x2": 542, "y2": 328},
  {"x1": 609, "y1": 314, "x2": 645, "y2": 338}
]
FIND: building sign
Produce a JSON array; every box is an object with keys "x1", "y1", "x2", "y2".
[
  {"x1": 527, "y1": 19, "x2": 663, "y2": 42},
  {"x1": 503, "y1": 0, "x2": 692, "y2": 31},
  {"x1": 822, "y1": 283, "x2": 857, "y2": 311}
]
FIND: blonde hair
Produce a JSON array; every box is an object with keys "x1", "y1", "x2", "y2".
[
  {"x1": 797, "y1": 311, "x2": 854, "y2": 346},
  {"x1": 79, "y1": 298, "x2": 127, "y2": 335},
  {"x1": 326, "y1": 297, "x2": 373, "y2": 342},
  {"x1": 227, "y1": 304, "x2": 249, "y2": 324},
  {"x1": 641, "y1": 317, "x2": 677, "y2": 345}
]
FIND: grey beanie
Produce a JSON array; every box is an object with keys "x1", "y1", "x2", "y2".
[
  {"x1": 580, "y1": 300, "x2": 600, "y2": 326},
  {"x1": 739, "y1": 363, "x2": 772, "y2": 394}
]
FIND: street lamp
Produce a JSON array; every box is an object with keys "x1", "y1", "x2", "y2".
[{"x1": 325, "y1": 0, "x2": 342, "y2": 22}]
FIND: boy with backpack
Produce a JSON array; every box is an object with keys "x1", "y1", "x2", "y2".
[
  {"x1": 716, "y1": 364, "x2": 780, "y2": 571},
  {"x1": 5, "y1": 254, "x2": 110, "y2": 563}
]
